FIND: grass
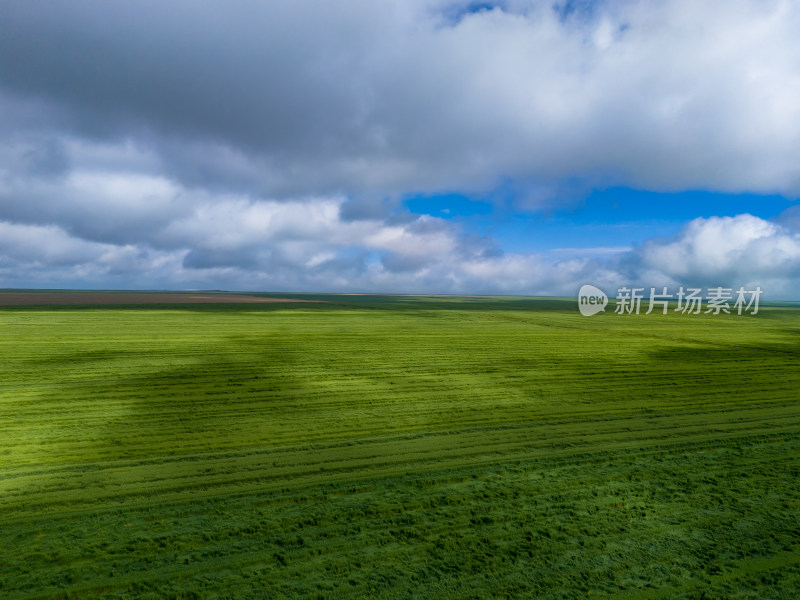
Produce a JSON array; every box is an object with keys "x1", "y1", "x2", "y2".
[{"x1": 1, "y1": 295, "x2": 799, "y2": 598}]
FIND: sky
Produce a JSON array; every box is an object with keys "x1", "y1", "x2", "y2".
[{"x1": 1, "y1": 0, "x2": 799, "y2": 298}]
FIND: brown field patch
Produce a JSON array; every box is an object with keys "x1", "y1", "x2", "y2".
[{"x1": 0, "y1": 291, "x2": 322, "y2": 306}]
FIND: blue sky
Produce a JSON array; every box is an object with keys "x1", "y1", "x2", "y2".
[
  {"x1": 1, "y1": 0, "x2": 799, "y2": 297},
  {"x1": 405, "y1": 188, "x2": 795, "y2": 253}
]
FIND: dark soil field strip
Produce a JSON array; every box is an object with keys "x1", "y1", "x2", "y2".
[{"x1": 0, "y1": 291, "x2": 321, "y2": 305}]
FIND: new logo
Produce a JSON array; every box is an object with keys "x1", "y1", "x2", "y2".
[{"x1": 578, "y1": 284, "x2": 608, "y2": 316}]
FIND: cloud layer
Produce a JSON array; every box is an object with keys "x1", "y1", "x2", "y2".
[{"x1": 1, "y1": 1, "x2": 799, "y2": 295}]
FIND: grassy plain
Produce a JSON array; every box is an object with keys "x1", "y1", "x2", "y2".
[{"x1": 1, "y1": 294, "x2": 799, "y2": 598}]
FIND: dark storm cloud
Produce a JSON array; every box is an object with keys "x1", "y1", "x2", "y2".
[
  {"x1": 3, "y1": 0, "x2": 797, "y2": 203},
  {"x1": 0, "y1": 0, "x2": 387, "y2": 197}
]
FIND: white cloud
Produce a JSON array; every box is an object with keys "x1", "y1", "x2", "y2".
[
  {"x1": 631, "y1": 214, "x2": 800, "y2": 297},
  {"x1": 2, "y1": 204, "x2": 799, "y2": 298},
  {"x1": 0, "y1": 191, "x2": 606, "y2": 294},
  {"x1": 1, "y1": 1, "x2": 800, "y2": 294},
  {"x1": 0, "y1": 221, "x2": 101, "y2": 266},
  {"x1": 0, "y1": 221, "x2": 184, "y2": 287}
]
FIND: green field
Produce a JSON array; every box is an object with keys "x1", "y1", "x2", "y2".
[{"x1": 2, "y1": 295, "x2": 799, "y2": 598}]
